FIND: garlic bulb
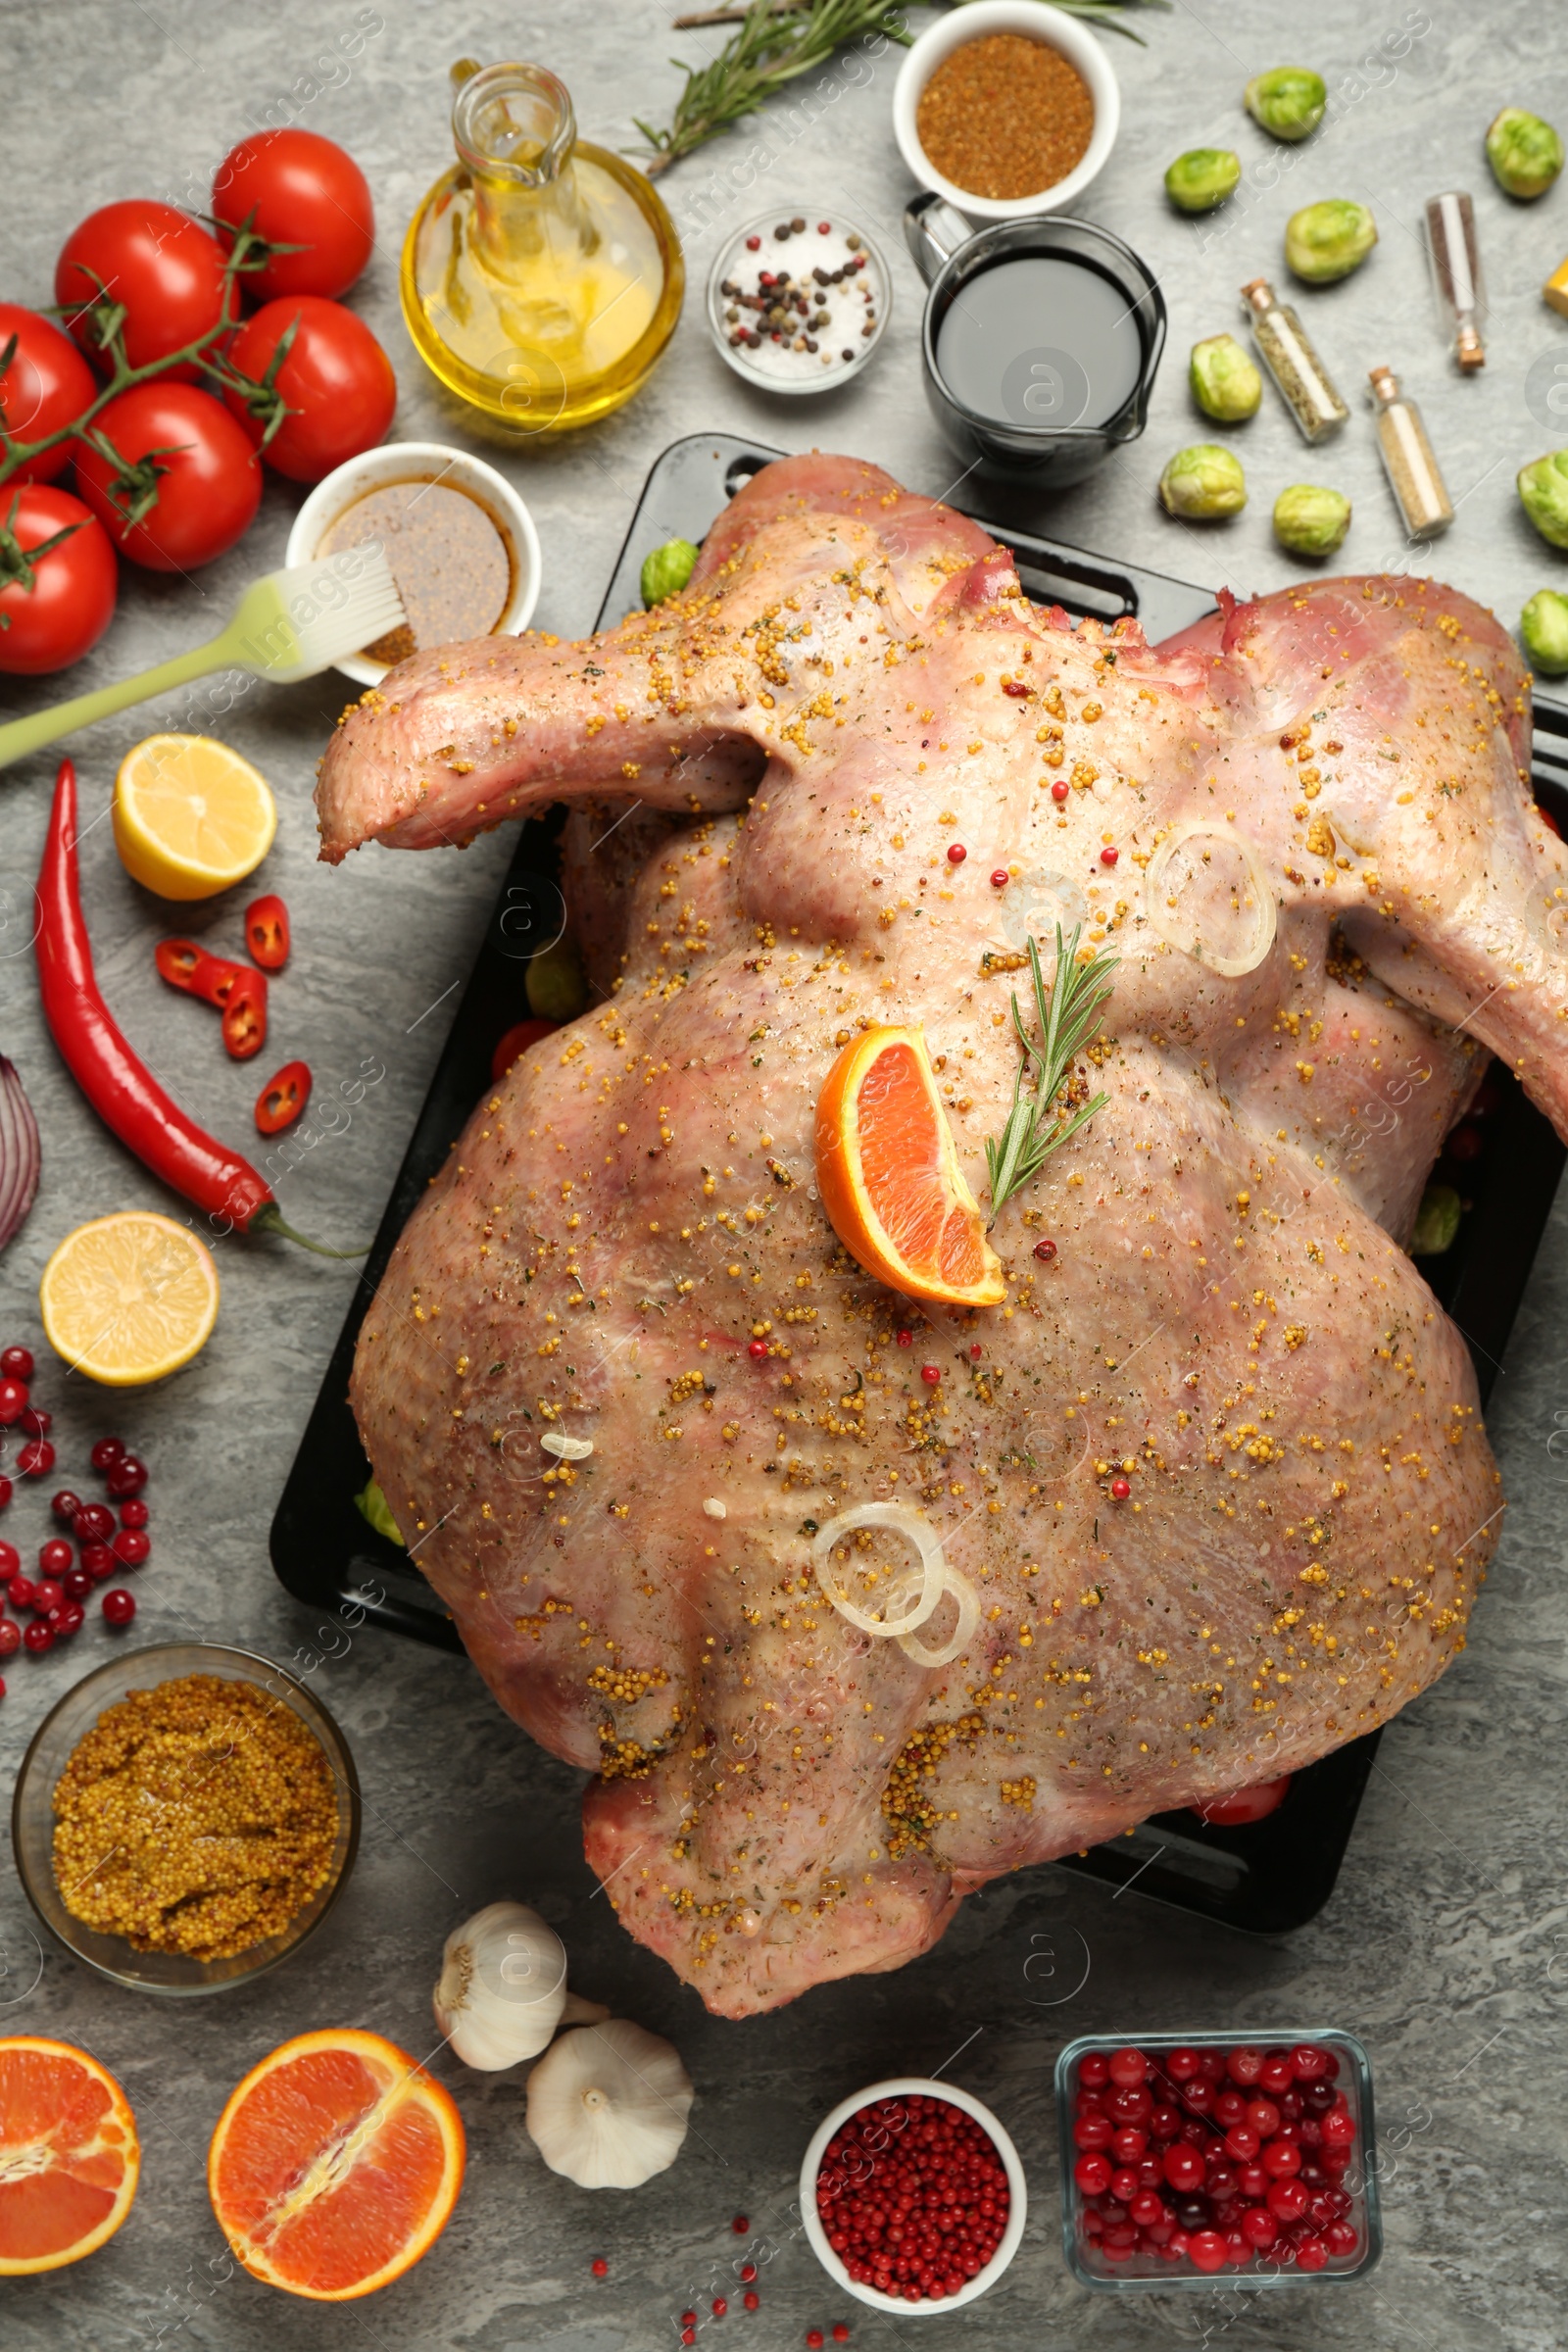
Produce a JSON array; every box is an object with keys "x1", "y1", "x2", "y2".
[
  {"x1": 434, "y1": 1901, "x2": 596, "y2": 2070},
  {"x1": 525, "y1": 2019, "x2": 693, "y2": 2188}
]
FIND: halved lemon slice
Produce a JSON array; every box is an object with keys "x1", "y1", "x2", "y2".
[
  {"x1": 39, "y1": 1211, "x2": 220, "y2": 1386},
  {"x1": 113, "y1": 733, "x2": 276, "y2": 901},
  {"x1": 815, "y1": 1025, "x2": 1005, "y2": 1307}
]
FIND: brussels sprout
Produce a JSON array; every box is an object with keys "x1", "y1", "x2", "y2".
[
  {"x1": 526, "y1": 934, "x2": 587, "y2": 1022},
  {"x1": 1245, "y1": 67, "x2": 1327, "y2": 143},
  {"x1": 1521, "y1": 589, "x2": 1568, "y2": 674},
  {"x1": 1486, "y1": 108, "x2": 1564, "y2": 200},
  {"x1": 640, "y1": 536, "x2": 700, "y2": 607},
  {"x1": 1158, "y1": 444, "x2": 1248, "y2": 520},
  {"x1": 1285, "y1": 200, "x2": 1377, "y2": 284},
  {"x1": 1164, "y1": 149, "x2": 1242, "y2": 214},
  {"x1": 1517, "y1": 449, "x2": 1568, "y2": 550},
  {"x1": 1189, "y1": 334, "x2": 1262, "y2": 423},
  {"x1": 354, "y1": 1478, "x2": 405, "y2": 1545},
  {"x1": 1273, "y1": 484, "x2": 1351, "y2": 558},
  {"x1": 1410, "y1": 1184, "x2": 1462, "y2": 1258}
]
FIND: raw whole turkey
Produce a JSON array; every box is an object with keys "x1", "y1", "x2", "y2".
[{"x1": 317, "y1": 455, "x2": 1568, "y2": 2017}]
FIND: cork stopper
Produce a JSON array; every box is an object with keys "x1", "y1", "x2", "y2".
[
  {"x1": 1455, "y1": 321, "x2": 1485, "y2": 371},
  {"x1": 1367, "y1": 364, "x2": 1398, "y2": 406},
  {"x1": 1240, "y1": 278, "x2": 1276, "y2": 316}
]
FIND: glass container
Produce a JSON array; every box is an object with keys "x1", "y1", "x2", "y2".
[
  {"x1": 402, "y1": 60, "x2": 684, "y2": 438},
  {"x1": 12, "y1": 1642, "x2": 361, "y2": 1995},
  {"x1": 1425, "y1": 191, "x2": 1486, "y2": 371},
  {"x1": 1241, "y1": 278, "x2": 1348, "y2": 444},
  {"x1": 1369, "y1": 366, "x2": 1454, "y2": 537},
  {"x1": 1056, "y1": 2030, "x2": 1383, "y2": 2292}
]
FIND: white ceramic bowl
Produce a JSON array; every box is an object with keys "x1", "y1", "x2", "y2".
[
  {"x1": 893, "y1": 0, "x2": 1120, "y2": 222},
  {"x1": 285, "y1": 440, "x2": 542, "y2": 686},
  {"x1": 799, "y1": 2076, "x2": 1028, "y2": 2315}
]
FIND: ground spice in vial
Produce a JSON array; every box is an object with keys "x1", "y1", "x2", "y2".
[
  {"x1": 52, "y1": 1673, "x2": 339, "y2": 1960},
  {"x1": 916, "y1": 34, "x2": 1095, "y2": 203}
]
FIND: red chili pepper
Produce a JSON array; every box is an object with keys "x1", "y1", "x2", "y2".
[
  {"x1": 155, "y1": 937, "x2": 254, "y2": 1010},
  {"x1": 255, "y1": 1060, "x2": 311, "y2": 1135},
  {"x1": 490, "y1": 1016, "x2": 557, "y2": 1083},
  {"x1": 244, "y1": 892, "x2": 290, "y2": 971},
  {"x1": 220, "y1": 980, "x2": 268, "y2": 1061},
  {"x1": 34, "y1": 760, "x2": 356, "y2": 1256}
]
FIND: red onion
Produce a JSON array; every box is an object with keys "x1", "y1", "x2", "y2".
[{"x1": 0, "y1": 1055, "x2": 40, "y2": 1250}]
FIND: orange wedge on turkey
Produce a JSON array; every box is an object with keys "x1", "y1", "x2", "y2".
[
  {"x1": 208, "y1": 2030, "x2": 464, "y2": 2301},
  {"x1": 815, "y1": 1025, "x2": 1004, "y2": 1306}
]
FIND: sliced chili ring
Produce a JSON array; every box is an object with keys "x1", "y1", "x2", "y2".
[
  {"x1": 155, "y1": 938, "x2": 252, "y2": 1009},
  {"x1": 490, "y1": 1017, "x2": 558, "y2": 1083},
  {"x1": 244, "y1": 893, "x2": 290, "y2": 971},
  {"x1": 221, "y1": 981, "x2": 268, "y2": 1061},
  {"x1": 254, "y1": 1059, "x2": 312, "y2": 1135}
]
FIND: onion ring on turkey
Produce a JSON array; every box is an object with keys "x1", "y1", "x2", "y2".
[
  {"x1": 1145, "y1": 820, "x2": 1277, "y2": 978},
  {"x1": 811, "y1": 1501, "x2": 945, "y2": 1637}
]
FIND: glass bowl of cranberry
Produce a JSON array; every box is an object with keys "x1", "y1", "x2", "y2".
[
  {"x1": 1055, "y1": 2032, "x2": 1381, "y2": 2290},
  {"x1": 801, "y1": 2078, "x2": 1027, "y2": 2313}
]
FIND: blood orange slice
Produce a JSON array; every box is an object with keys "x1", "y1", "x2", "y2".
[
  {"x1": 208, "y1": 2030, "x2": 464, "y2": 2301},
  {"x1": 815, "y1": 1025, "x2": 1005, "y2": 1306},
  {"x1": 0, "y1": 2035, "x2": 140, "y2": 2275}
]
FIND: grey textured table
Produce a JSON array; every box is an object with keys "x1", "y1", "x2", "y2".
[{"x1": 2, "y1": 4, "x2": 1566, "y2": 2348}]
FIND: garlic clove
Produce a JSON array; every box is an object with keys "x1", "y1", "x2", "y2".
[
  {"x1": 434, "y1": 1901, "x2": 569, "y2": 2070},
  {"x1": 560, "y1": 1991, "x2": 612, "y2": 2026},
  {"x1": 525, "y1": 2019, "x2": 693, "y2": 2188}
]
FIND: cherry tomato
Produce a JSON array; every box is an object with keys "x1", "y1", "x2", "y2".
[
  {"x1": 74, "y1": 383, "x2": 261, "y2": 573},
  {"x1": 1193, "y1": 1774, "x2": 1293, "y2": 1827},
  {"x1": 56, "y1": 201, "x2": 236, "y2": 376},
  {"x1": 491, "y1": 1017, "x2": 558, "y2": 1083},
  {"x1": 0, "y1": 306, "x2": 98, "y2": 484},
  {"x1": 213, "y1": 130, "x2": 374, "y2": 303},
  {"x1": 0, "y1": 485, "x2": 117, "y2": 675},
  {"x1": 255, "y1": 1060, "x2": 312, "y2": 1135},
  {"x1": 223, "y1": 296, "x2": 395, "y2": 482},
  {"x1": 221, "y1": 980, "x2": 268, "y2": 1060},
  {"x1": 244, "y1": 893, "x2": 290, "y2": 970},
  {"x1": 154, "y1": 938, "x2": 253, "y2": 1009}
]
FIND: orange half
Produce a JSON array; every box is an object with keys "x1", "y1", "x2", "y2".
[
  {"x1": 0, "y1": 2034, "x2": 140, "y2": 2275},
  {"x1": 208, "y1": 2030, "x2": 465, "y2": 2302},
  {"x1": 815, "y1": 1024, "x2": 1005, "y2": 1306}
]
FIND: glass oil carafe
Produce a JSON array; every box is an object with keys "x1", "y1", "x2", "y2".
[{"x1": 401, "y1": 60, "x2": 684, "y2": 437}]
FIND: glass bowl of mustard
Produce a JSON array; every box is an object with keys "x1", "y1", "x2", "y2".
[{"x1": 11, "y1": 1642, "x2": 362, "y2": 1996}]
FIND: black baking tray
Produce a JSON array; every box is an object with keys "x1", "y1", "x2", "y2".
[{"x1": 271, "y1": 431, "x2": 1567, "y2": 1934}]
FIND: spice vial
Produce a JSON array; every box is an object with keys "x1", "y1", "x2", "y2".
[
  {"x1": 1424, "y1": 192, "x2": 1486, "y2": 371},
  {"x1": 1240, "y1": 279, "x2": 1348, "y2": 445},
  {"x1": 707, "y1": 211, "x2": 891, "y2": 397},
  {"x1": 1368, "y1": 367, "x2": 1454, "y2": 539}
]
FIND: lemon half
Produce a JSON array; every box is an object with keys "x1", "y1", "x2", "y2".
[
  {"x1": 114, "y1": 734, "x2": 276, "y2": 901},
  {"x1": 40, "y1": 1212, "x2": 220, "y2": 1386}
]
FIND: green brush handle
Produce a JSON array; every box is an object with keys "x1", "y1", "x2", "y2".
[{"x1": 0, "y1": 633, "x2": 234, "y2": 771}]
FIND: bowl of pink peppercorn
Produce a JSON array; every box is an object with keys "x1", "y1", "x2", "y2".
[{"x1": 1056, "y1": 2032, "x2": 1381, "y2": 2290}]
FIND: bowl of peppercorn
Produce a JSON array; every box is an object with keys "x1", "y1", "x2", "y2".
[
  {"x1": 706, "y1": 209, "x2": 891, "y2": 396},
  {"x1": 801, "y1": 2077, "x2": 1027, "y2": 2312},
  {"x1": 1056, "y1": 2032, "x2": 1382, "y2": 2290}
]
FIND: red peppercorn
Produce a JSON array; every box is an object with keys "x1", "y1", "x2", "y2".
[
  {"x1": 23, "y1": 1619, "x2": 54, "y2": 1654},
  {"x1": 1033, "y1": 1237, "x2": 1057, "y2": 1262},
  {"x1": 817, "y1": 220, "x2": 831, "y2": 233},
  {"x1": 112, "y1": 1529, "x2": 150, "y2": 1569},
  {"x1": 712, "y1": 2297, "x2": 727, "y2": 2316},
  {"x1": 832, "y1": 2330, "x2": 850, "y2": 2345},
  {"x1": 102, "y1": 1589, "x2": 136, "y2": 1627},
  {"x1": 896, "y1": 1329, "x2": 912, "y2": 1347},
  {"x1": 1109, "y1": 1477, "x2": 1131, "y2": 1500},
  {"x1": 38, "y1": 1539, "x2": 73, "y2": 1578},
  {"x1": 746, "y1": 234, "x2": 760, "y2": 249},
  {"x1": 739, "y1": 2263, "x2": 757, "y2": 2282},
  {"x1": 748, "y1": 1339, "x2": 769, "y2": 1360},
  {"x1": 919, "y1": 1364, "x2": 940, "y2": 1385},
  {"x1": 743, "y1": 2291, "x2": 760, "y2": 2311},
  {"x1": 1100, "y1": 846, "x2": 1118, "y2": 866},
  {"x1": 17, "y1": 1439, "x2": 54, "y2": 1479},
  {"x1": 808, "y1": 2332, "x2": 824, "y2": 2348},
  {"x1": 590, "y1": 2257, "x2": 608, "y2": 2278},
  {"x1": 0, "y1": 1541, "x2": 18, "y2": 1580},
  {"x1": 0, "y1": 1347, "x2": 32, "y2": 1380},
  {"x1": 90, "y1": 1435, "x2": 125, "y2": 1472},
  {"x1": 681, "y1": 2315, "x2": 697, "y2": 2329},
  {"x1": 990, "y1": 868, "x2": 1009, "y2": 887},
  {"x1": 682, "y1": 2333, "x2": 696, "y2": 2348},
  {"x1": 107, "y1": 1453, "x2": 148, "y2": 1497},
  {"x1": 732, "y1": 2215, "x2": 750, "y2": 2233},
  {"x1": 947, "y1": 843, "x2": 965, "y2": 863},
  {"x1": 967, "y1": 1343, "x2": 982, "y2": 1361},
  {"x1": 0, "y1": 1621, "x2": 19, "y2": 1657},
  {"x1": 0, "y1": 1379, "x2": 26, "y2": 1426},
  {"x1": 1051, "y1": 779, "x2": 1069, "y2": 803},
  {"x1": 119, "y1": 1498, "x2": 150, "y2": 1530}
]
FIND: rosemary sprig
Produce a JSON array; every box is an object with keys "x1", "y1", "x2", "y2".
[
  {"x1": 675, "y1": 0, "x2": 1167, "y2": 34},
  {"x1": 985, "y1": 923, "x2": 1119, "y2": 1223},
  {"x1": 634, "y1": 0, "x2": 912, "y2": 175}
]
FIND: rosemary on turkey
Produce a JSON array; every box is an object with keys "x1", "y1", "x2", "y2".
[{"x1": 985, "y1": 924, "x2": 1119, "y2": 1222}]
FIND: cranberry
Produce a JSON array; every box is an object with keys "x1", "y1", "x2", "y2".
[
  {"x1": 74, "y1": 1502, "x2": 115, "y2": 1543},
  {"x1": 1302, "y1": 2081, "x2": 1337, "y2": 2116},
  {"x1": 1104, "y1": 2083, "x2": 1152, "y2": 2128},
  {"x1": 1079, "y1": 2053, "x2": 1110, "y2": 2089},
  {"x1": 79, "y1": 1543, "x2": 115, "y2": 1582},
  {"x1": 1241, "y1": 2203, "x2": 1278, "y2": 2248},
  {"x1": 1163, "y1": 2143, "x2": 1205, "y2": 2194},
  {"x1": 1277, "y1": 2089, "x2": 1303, "y2": 2123},
  {"x1": 119, "y1": 1498, "x2": 150, "y2": 1530},
  {"x1": 1259, "y1": 2050, "x2": 1295, "y2": 2094},
  {"x1": 0, "y1": 1348, "x2": 33, "y2": 1381},
  {"x1": 8, "y1": 1578, "x2": 33, "y2": 1610},
  {"x1": 1224, "y1": 2124, "x2": 1260, "y2": 2162},
  {"x1": 1266, "y1": 2178, "x2": 1309, "y2": 2222},
  {"x1": 1319, "y1": 2108, "x2": 1356, "y2": 2149},
  {"x1": 1295, "y1": 2234, "x2": 1328, "y2": 2273},
  {"x1": 1051, "y1": 779, "x2": 1069, "y2": 803},
  {"x1": 63, "y1": 1569, "x2": 92, "y2": 1602},
  {"x1": 16, "y1": 1439, "x2": 54, "y2": 1479},
  {"x1": 1213, "y1": 2088, "x2": 1248, "y2": 2128},
  {"x1": 20, "y1": 1405, "x2": 50, "y2": 1437},
  {"x1": 1182, "y1": 2078, "x2": 1215, "y2": 2117},
  {"x1": 919, "y1": 1364, "x2": 940, "y2": 1386},
  {"x1": 50, "y1": 1490, "x2": 81, "y2": 1526},
  {"x1": 1204, "y1": 2162, "x2": 1238, "y2": 2202},
  {"x1": 1237, "y1": 2162, "x2": 1268, "y2": 2199},
  {"x1": 1074, "y1": 2112, "x2": 1113, "y2": 2150},
  {"x1": 1164, "y1": 2048, "x2": 1200, "y2": 2082},
  {"x1": 106, "y1": 1454, "x2": 148, "y2": 1497},
  {"x1": 90, "y1": 1435, "x2": 125, "y2": 1471},
  {"x1": 103, "y1": 1588, "x2": 136, "y2": 1632},
  {"x1": 1247, "y1": 2096, "x2": 1281, "y2": 2138},
  {"x1": 38, "y1": 1538, "x2": 73, "y2": 1578},
  {"x1": 0, "y1": 1541, "x2": 17, "y2": 1580},
  {"x1": 1167, "y1": 2230, "x2": 1192, "y2": 2260},
  {"x1": 0, "y1": 1476, "x2": 10, "y2": 1511},
  {"x1": 1188, "y1": 2230, "x2": 1226, "y2": 2274},
  {"x1": 1290, "y1": 2044, "x2": 1331, "y2": 2082},
  {"x1": 1109, "y1": 2166, "x2": 1140, "y2": 2204},
  {"x1": 0, "y1": 1379, "x2": 27, "y2": 1425},
  {"x1": 1110, "y1": 2127, "x2": 1148, "y2": 2163},
  {"x1": 23, "y1": 1619, "x2": 53, "y2": 1654},
  {"x1": 112, "y1": 1529, "x2": 150, "y2": 1568},
  {"x1": 1261, "y1": 2138, "x2": 1301, "y2": 2179},
  {"x1": 1226, "y1": 2046, "x2": 1263, "y2": 2086},
  {"x1": 1074, "y1": 2152, "x2": 1112, "y2": 2194},
  {"x1": 1149, "y1": 2103, "x2": 1181, "y2": 2141},
  {"x1": 946, "y1": 843, "x2": 966, "y2": 864},
  {"x1": 48, "y1": 1601, "x2": 83, "y2": 1638},
  {"x1": 30, "y1": 1579, "x2": 63, "y2": 1615},
  {"x1": 1324, "y1": 2220, "x2": 1358, "y2": 2257},
  {"x1": 1197, "y1": 2052, "x2": 1227, "y2": 2082},
  {"x1": 1223, "y1": 2228, "x2": 1250, "y2": 2265},
  {"x1": 0, "y1": 1619, "x2": 17, "y2": 1656}
]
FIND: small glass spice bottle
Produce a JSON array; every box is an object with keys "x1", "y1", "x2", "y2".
[
  {"x1": 1240, "y1": 278, "x2": 1348, "y2": 443},
  {"x1": 1425, "y1": 192, "x2": 1486, "y2": 371},
  {"x1": 1368, "y1": 366, "x2": 1453, "y2": 538}
]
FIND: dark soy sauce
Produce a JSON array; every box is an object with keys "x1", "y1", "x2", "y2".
[{"x1": 935, "y1": 255, "x2": 1143, "y2": 431}]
